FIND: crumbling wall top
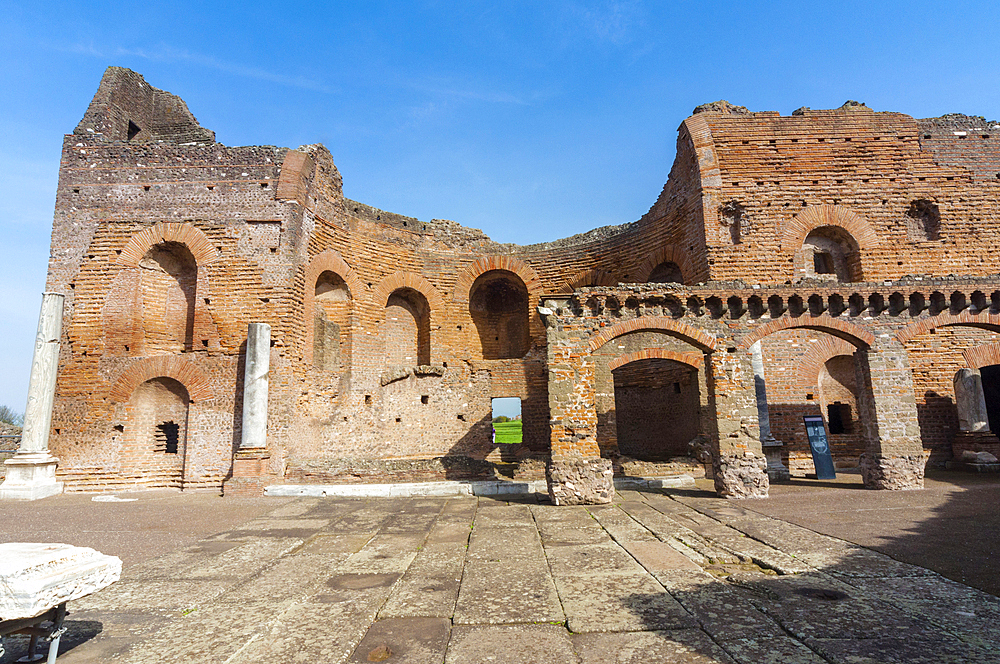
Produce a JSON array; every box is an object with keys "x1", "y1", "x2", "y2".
[{"x1": 74, "y1": 67, "x2": 215, "y2": 144}]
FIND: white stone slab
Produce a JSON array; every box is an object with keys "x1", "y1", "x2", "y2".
[
  {"x1": 0, "y1": 543, "x2": 121, "y2": 620},
  {"x1": 614, "y1": 475, "x2": 696, "y2": 490},
  {"x1": 266, "y1": 476, "x2": 693, "y2": 499}
]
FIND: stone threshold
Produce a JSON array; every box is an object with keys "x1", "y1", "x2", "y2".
[{"x1": 265, "y1": 474, "x2": 695, "y2": 498}]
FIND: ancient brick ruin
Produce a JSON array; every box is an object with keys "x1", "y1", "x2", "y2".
[{"x1": 39, "y1": 68, "x2": 1000, "y2": 501}]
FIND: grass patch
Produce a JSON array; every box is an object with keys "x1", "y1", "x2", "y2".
[{"x1": 494, "y1": 420, "x2": 522, "y2": 445}]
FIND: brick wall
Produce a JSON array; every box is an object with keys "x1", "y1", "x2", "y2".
[{"x1": 40, "y1": 68, "x2": 1000, "y2": 492}]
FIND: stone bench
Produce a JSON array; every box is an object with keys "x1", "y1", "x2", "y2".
[{"x1": 1, "y1": 543, "x2": 121, "y2": 663}]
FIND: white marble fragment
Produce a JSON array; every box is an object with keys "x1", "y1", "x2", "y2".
[{"x1": 0, "y1": 543, "x2": 121, "y2": 620}]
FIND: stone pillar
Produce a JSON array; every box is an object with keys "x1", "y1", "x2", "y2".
[
  {"x1": 540, "y1": 301, "x2": 614, "y2": 505},
  {"x1": 708, "y1": 347, "x2": 769, "y2": 499},
  {"x1": 855, "y1": 339, "x2": 925, "y2": 490},
  {"x1": 950, "y1": 368, "x2": 1000, "y2": 463},
  {"x1": 240, "y1": 323, "x2": 271, "y2": 449},
  {"x1": 750, "y1": 341, "x2": 789, "y2": 482},
  {"x1": 225, "y1": 323, "x2": 274, "y2": 497},
  {"x1": 1, "y1": 293, "x2": 65, "y2": 500},
  {"x1": 954, "y1": 369, "x2": 990, "y2": 432}
]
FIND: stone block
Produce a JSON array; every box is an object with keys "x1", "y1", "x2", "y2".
[
  {"x1": 860, "y1": 454, "x2": 924, "y2": 490},
  {"x1": 713, "y1": 451, "x2": 769, "y2": 498},
  {"x1": 0, "y1": 543, "x2": 121, "y2": 620},
  {"x1": 546, "y1": 458, "x2": 614, "y2": 505}
]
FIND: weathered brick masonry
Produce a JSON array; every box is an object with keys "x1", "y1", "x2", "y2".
[{"x1": 41, "y1": 69, "x2": 1000, "y2": 500}]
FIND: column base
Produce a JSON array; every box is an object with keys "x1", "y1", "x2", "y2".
[
  {"x1": 546, "y1": 458, "x2": 614, "y2": 505},
  {"x1": 762, "y1": 439, "x2": 790, "y2": 482},
  {"x1": 223, "y1": 449, "x2": 274, "y2": 497},
  {"x1": 0, "y1": 452, "x2": 64, "y2": 500},
  {"x1": 714, "y1": 451, "x2": 769, "y2": 499},
  {"x1": 860, "y1": 453, "x2": 924, "y2": 490}
]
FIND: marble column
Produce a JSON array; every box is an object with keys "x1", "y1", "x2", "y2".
[
  {"x1": 751, "y1": 341, "x2": 789, "y2": 482},
  {"x1": 226, "y1": 323, "x2": 272, "y2": 496},
  {"x1": 240, "y1": 323, "x2": 271, "y2": 449},
  {"x1": 954, "y1": 369, "x2": 990, "y2": 432},
  {"x1": 1, "y1": 293, "x2": 65, "y2": 500}
]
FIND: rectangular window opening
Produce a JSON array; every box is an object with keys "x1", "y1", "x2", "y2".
[
  {"x1": 491, "y1": 397, "x2": 523, "y2": 445},
  {"x1": 155, "y1": 421, "x2": 180, "y2": 454}
]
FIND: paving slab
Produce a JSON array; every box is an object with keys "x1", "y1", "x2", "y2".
[
  {"x1": 717, "y1": 635, "x2": 827, "y2": 664},
  {"x1": 573, "y1": 630, "x2": 736, "y2": 664},
  {"x1": 553, "y1": 572, "x2": 698, "y2": 633},
  {"x1": 453, "y1": 560, "x2": 563, "y2": 624},
  {"x1": 380, "y1": 543, "x2": 465, "y2": 618},
  {"x1": 445, "y1": 625, "x2": 577, "y2": 664},
  {"x1": 587, "y1": 504, "x2": 658, "y2": 542},
  {"x1": 349, "y1": 617, "x2": 451, "y2": 663},
  {"x1": 653, "y1": 570, "x2": 785, "y2": 642}
]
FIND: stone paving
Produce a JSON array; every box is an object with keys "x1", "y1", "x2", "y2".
[{"x1": 4, "y1": 488, "x2": 1000, "y2": 663}]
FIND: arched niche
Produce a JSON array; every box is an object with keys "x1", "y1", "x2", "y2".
[
  {"x1": 124, "y1": 376, "x2": 190, "y2": 487},
  {"x1": 469, "y1": 270, "x2": 529, "y2": 360},
  {"x1": 138, "y1": 242, "x2": 198, "y2": 353},
  {"x1": 313, "y1": 270, "x2": 352, "y2": 372},
  {"x1": 647, "y1": 261, "x2": 684, "y2": 284},
  {"x1": 385, "y1": 287, "x2": 430, "y2": 366},
  {"x1": 800, "y1": 226, "x2": 863, "y2": 283}
]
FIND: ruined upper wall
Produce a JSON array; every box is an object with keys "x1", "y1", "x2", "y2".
[
  {"x1": 918, "y1": 113, "x2": 1000, "y2": 182},
  {"x1": 682, "y1": 101, "x2": 1000, "y2": 283},
  {"x1": 74, "y1": 67, "x2": 216, "y2": 144}
]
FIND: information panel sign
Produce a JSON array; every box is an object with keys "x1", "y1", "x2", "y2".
[{"x1": 803, "y1": 415, "x2": 837, "y2": 480}]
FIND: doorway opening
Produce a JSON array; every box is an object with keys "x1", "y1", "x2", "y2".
[
  {"x1": 491, "y1": 397, "x2": 522, "y2": 445},
  {"x1": 979, "y1": 364, "x2": 1000, "y2": 433}
]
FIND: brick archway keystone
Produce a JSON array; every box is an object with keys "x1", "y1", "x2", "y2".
[
  {"x1": 895, "y1": 311, "x2": 1000, "y2": 344},
  {"x1": 589, "y1": 317, "x2": 718, "y2": 353},
  {"x1": 740, "y1": 315, "x2": 875, "y2": 349},
  {"x1": 453, "y1": 256, "x2": 543, "y2": 304},
  {"x1": 608, "y1": 348, "x2": 704, "y2": 371},
  {"x1": 964, "y1": 342, "x2": 1000, "y2": 369},
  {"x1": 117, "y1": 222, "x2": 219, "y2": 267},
  {"x1": 109, "y1": 356, "x2": 214, "y2": 403},
  {"x1": 797, "y1": 337, "x2": 858, "y2": 390},
  {"x1": 372, "y1": 271, "x2": 445, "y2": 312},
  {"x1": 559, "y1": 269, "x2": 618, "y2": 293},
  {"x1": 634, "y1": 245, "x2": 694, "y2": 284},
  {"x1": 780, "y1": 204, "x2": 879, "y2": 251}
]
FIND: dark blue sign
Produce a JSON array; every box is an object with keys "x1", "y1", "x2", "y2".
[{"x1": 803, "y1": 415, "x2": 837, "y2": 480}]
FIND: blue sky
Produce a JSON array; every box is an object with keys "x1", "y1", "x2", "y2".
[{"x1": 0, "y1": 0, "x2": 997, "y2": 409}]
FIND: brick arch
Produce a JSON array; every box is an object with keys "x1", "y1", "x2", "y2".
[
  {"x1": 453, "y1": 256, "x2": 543, "y2": 303},
  {"x1": 117, "y1": 222, "x2": 219, "y2": 267},
  {"x1": 109, "y1": 356, "x2": 215, "y2": 403},
  {"x1": 740, "y1": 315, "x2": 875, "y2": 349},
  {"x1": 589, "y1": 317, "x2": 718, "y2": 353},
  {"x1": 797, "y1": 337, "x2": 858, "y2": 390},
  {"x1": 895, "y1": 311, "x2": 1000, "y2": 344},
  {"x1": 559, "y1": 268, "x2": 618, "y2": 293},
  {"x1": 608, "y1": 348, "x2": 704, "y2": 372},
  {"x1": 372, "y1": 271, "x2": 445, "y2": 312},
  {"x1": 964, "y1": 342, "x2": 1000, "y2": 369},
  {"x1": 303, "y1": 249, "x2": 363, "y2": 299},
  {"x1": 780, "y1": 204, "x2": 879, "y2": 251},
  {"x1": 634, "y1": 245, "x2": 694, "y2": 284}
]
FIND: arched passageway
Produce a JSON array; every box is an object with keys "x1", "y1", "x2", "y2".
[{"x1": 612, "y1": 358, "x2": 701, "y2": 459}]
